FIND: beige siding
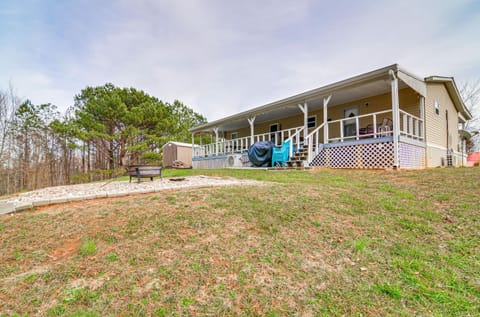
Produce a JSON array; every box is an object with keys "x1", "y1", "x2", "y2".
[
  {"x1": 163, "y1": 144, "x2": 192, "y2": 167},
  {"x1": 177, "y1": 146, "x2": 193, "y2": 166},
  {"x1": 425, "y1": 83, "x2": 460, "y2": 167}
]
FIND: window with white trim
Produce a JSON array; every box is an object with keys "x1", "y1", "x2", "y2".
[
  {"x1": 231, "y1": 132, "x2": 238, "y2": 139},
  {"x1": 307, "y1": 115, "x2": 316, "y2": 128}
]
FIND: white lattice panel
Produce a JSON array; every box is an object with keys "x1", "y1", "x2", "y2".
[
  {"x1": 399, "y1": 142, "x2": 425, "y2": 169},
  {"x1": 310, "y1": 142, "x2": 394, "y2": 169},
  {"x1": 361, "y1": 142, "x2": 394, "y2": 168}
]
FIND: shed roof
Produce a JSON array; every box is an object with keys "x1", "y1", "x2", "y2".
[{"x1": 162, "y1": 141, "x2": 194, "y2": 148}]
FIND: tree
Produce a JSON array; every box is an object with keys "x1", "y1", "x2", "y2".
[
  {"x1": 0, "y1": 81, "x2": 207, "y2": 195},
  {"x1": 168, "y1": 100, "x2": 207, "y2": 142},
  {"x1": 11, "y1": 101, "x2": 59, "y2": 189},
  {"x1": 73, "y1": 83, "x2": 206, "y2": 169},
  {"x1": 0, "y1": 84, "x2": 21, "y2": 167},
  {"x1": 460, "y1": 80, "x2": 480, "y2": 152}
]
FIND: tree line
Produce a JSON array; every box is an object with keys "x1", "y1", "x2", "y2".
[{"x1": 0, "y1": 83, "x2": 206, "y2": 195}]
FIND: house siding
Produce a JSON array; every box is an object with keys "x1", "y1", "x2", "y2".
[{"x1": 425, "y1": 83, "x2": 460, "y2": 167}]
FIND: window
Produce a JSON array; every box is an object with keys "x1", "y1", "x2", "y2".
[
  {"x1": 231, "y1": 132, "x2": 238, "y2": 139},
  {"x1": 434, "y1": 100, "x2": 440, "y2": 115},
  {"x1": 307, "y1": 116, "x2": 316, "y2": 128}
]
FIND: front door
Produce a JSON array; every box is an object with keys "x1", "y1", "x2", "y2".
[
  {"x1": 270, "y1": 124, "x2": 279, "y2": 145},
  {"x1": 343, "y1": 106, "x2": 359, "y2": 138}
]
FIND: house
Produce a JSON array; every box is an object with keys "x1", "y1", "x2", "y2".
[
  {"x1": 162, "y1": 141, "x2": 195, "y2": 167},
  {"x1": 190, "y1": 64, "x2": 472, "y2": 169}
]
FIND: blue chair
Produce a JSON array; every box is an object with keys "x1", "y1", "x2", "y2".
[{"x1": 271, "y1": 139, "x2": 291, "y2": 167}]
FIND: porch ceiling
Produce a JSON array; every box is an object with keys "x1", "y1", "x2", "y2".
[{"x1": 191, "y1": 64, "x2": 415, "y2": 133}]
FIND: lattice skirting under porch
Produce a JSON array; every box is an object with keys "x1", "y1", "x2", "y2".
[
  {"x1": 399, "y1": 142, "x2": 425, "y2": 169},
  {"x1": 310, "y1": 142, "x2": 394, "y2": 169}
]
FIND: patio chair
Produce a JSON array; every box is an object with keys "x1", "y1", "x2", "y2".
[
  {"x1": 378, "y1": 118, "x2": 393, "y2": 136},
  {"x1": 271, "y1": 139, "x2": 291, "y2": 167}
]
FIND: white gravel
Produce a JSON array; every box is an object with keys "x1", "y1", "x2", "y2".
[{"x1": 0, "y1": 176, "x2": 265, "y2": 214}]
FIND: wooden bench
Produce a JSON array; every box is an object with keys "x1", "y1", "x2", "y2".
[{"x1": 125, "y1": 165, "x2": 163, "y2": 183}]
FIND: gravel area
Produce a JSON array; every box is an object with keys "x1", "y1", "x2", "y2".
[{"x1": 0, "y1": 176, "x2": 265, "y2": 215}]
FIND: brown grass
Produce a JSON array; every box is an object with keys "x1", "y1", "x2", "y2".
[{"x1": 0, "y1": 168, "x2": 479, "y2": 316}]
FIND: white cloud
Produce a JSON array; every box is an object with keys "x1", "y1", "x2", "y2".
[{"x1": 1, "y1": 0, "x2": 479, "y2": 122}]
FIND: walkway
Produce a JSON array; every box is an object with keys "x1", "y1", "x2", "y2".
[{"x1": 0, "y1": 176, "x2": 264, "y2": 215}]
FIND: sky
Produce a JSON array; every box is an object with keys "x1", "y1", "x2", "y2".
[{"x1": 1, "y1": 0, "x2": 479, "y2": 121}]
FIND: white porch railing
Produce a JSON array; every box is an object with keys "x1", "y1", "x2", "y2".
[
  {"x1": 399, "y1": 110, "x2": 424, "y2": 140},
  {"x1": 327, "y1": 110, "x2": 393, "y2": 143},
  {"x1": 193, "y1": 126, "x2": 304, "y2": 157},
  {"x1": 306, "y1": 122, "x2": 325, "y2": 163},
  {"x1": 286, "y1": 127, "x2": 305, "y2": 158},
  {"x1": 305, "y1": 109, "x2": 424, "y2": 163},
  {"x1": 253, "y1": 126, "x2": 303, "y2": 146},
  {"x1": 193, "y1": 108, "x2": 425, "y2": 160}
]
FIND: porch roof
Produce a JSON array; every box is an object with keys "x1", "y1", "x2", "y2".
[{"x1": 190, "y1": 64, "x2": 426, "y2": 133}]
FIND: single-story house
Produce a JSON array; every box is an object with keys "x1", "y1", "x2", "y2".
[{"x1": 190, "y1": 64, "x2": 472, "y2": 169}]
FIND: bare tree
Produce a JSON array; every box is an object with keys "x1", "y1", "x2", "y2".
[
  {"x1": 460, "y1": 80, "x2": 480, "y2": 152},
  {"x1": 0, "y1": 83, "x2": 21, "y2": 165}
]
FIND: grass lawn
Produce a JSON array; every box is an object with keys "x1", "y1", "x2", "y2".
[{"x1": 0, "y1": 168, "x2": 479, "y2": 316}]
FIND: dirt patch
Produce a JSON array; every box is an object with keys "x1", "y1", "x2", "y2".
[{"x1": 48, "y1": 236, "x2": 81, "y2": 262}]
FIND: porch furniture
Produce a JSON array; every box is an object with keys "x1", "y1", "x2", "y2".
[
  {"x1": 248, "y1": 141, "x2": 275, "y2": 167},
  {"x1": 378, "y1": 118, "x2": 393, "y2": 136},
  {"x1": 125, "y1": 165, "x2": 163, "y2": 183},
  {"x1": 359, "y1": 124, "x2": 374, "y2": 139},
  {"x1": 271, "y1": 139, "x2": 291, "y2": 167}
]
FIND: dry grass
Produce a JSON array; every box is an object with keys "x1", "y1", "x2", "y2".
[{"x1": 0, "y1": 168, "x2": 479, "y2": 316}]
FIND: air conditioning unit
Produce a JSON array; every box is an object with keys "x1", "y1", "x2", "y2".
[{"x1": 226, "y1": 154, "x2": 244, "y2": 168}]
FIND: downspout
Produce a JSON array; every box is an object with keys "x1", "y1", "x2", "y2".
[
  {"x1": 446, "y1": 110, "x2": 450, "y2": 166},
  {"x1": 389, "y1": 70, "x2": 400, "y2": 169}
]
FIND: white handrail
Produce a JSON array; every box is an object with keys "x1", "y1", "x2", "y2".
[
  {"x1": 285, "y1": 126, "x2": 304, "y2": 158},
  {"x1": 306, "y1": 122, "x2": 325, "y2": 163}
]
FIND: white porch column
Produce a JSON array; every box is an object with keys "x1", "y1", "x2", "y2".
[
  {"x1": 213, "y1": 127, "x2": 219, "y2": 156},
  {"x1": 248, "y1": 116, "x2": 256, "y2": 145},
  {"x1": 323, "y1": 95, "x2": 332, "y2": 144},
  {"x1": 298, "y1": 102, "x2": 308, "y2": 142},
  {"x1": 419, "y1": 96, "x2": 425, "y2": 139},
  {"x1": 389, "y1": 70, "x2": 400, "y2": 169}
]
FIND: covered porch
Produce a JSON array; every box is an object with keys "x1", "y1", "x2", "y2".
[{"x1": 191, "y1": 65, "x2": 427, "y2": 169}]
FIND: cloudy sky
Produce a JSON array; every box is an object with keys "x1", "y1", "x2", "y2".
[{"x1": 1, "y1": 0, "x2": 479, "y2": 121}]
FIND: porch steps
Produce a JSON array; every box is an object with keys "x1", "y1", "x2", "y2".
[
  {"x1": 268, "y1": 166, "x2": 312, "y2": 171},
  {"x1": 286, "y1": 146, "x2": 309, "y2": 168}
]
